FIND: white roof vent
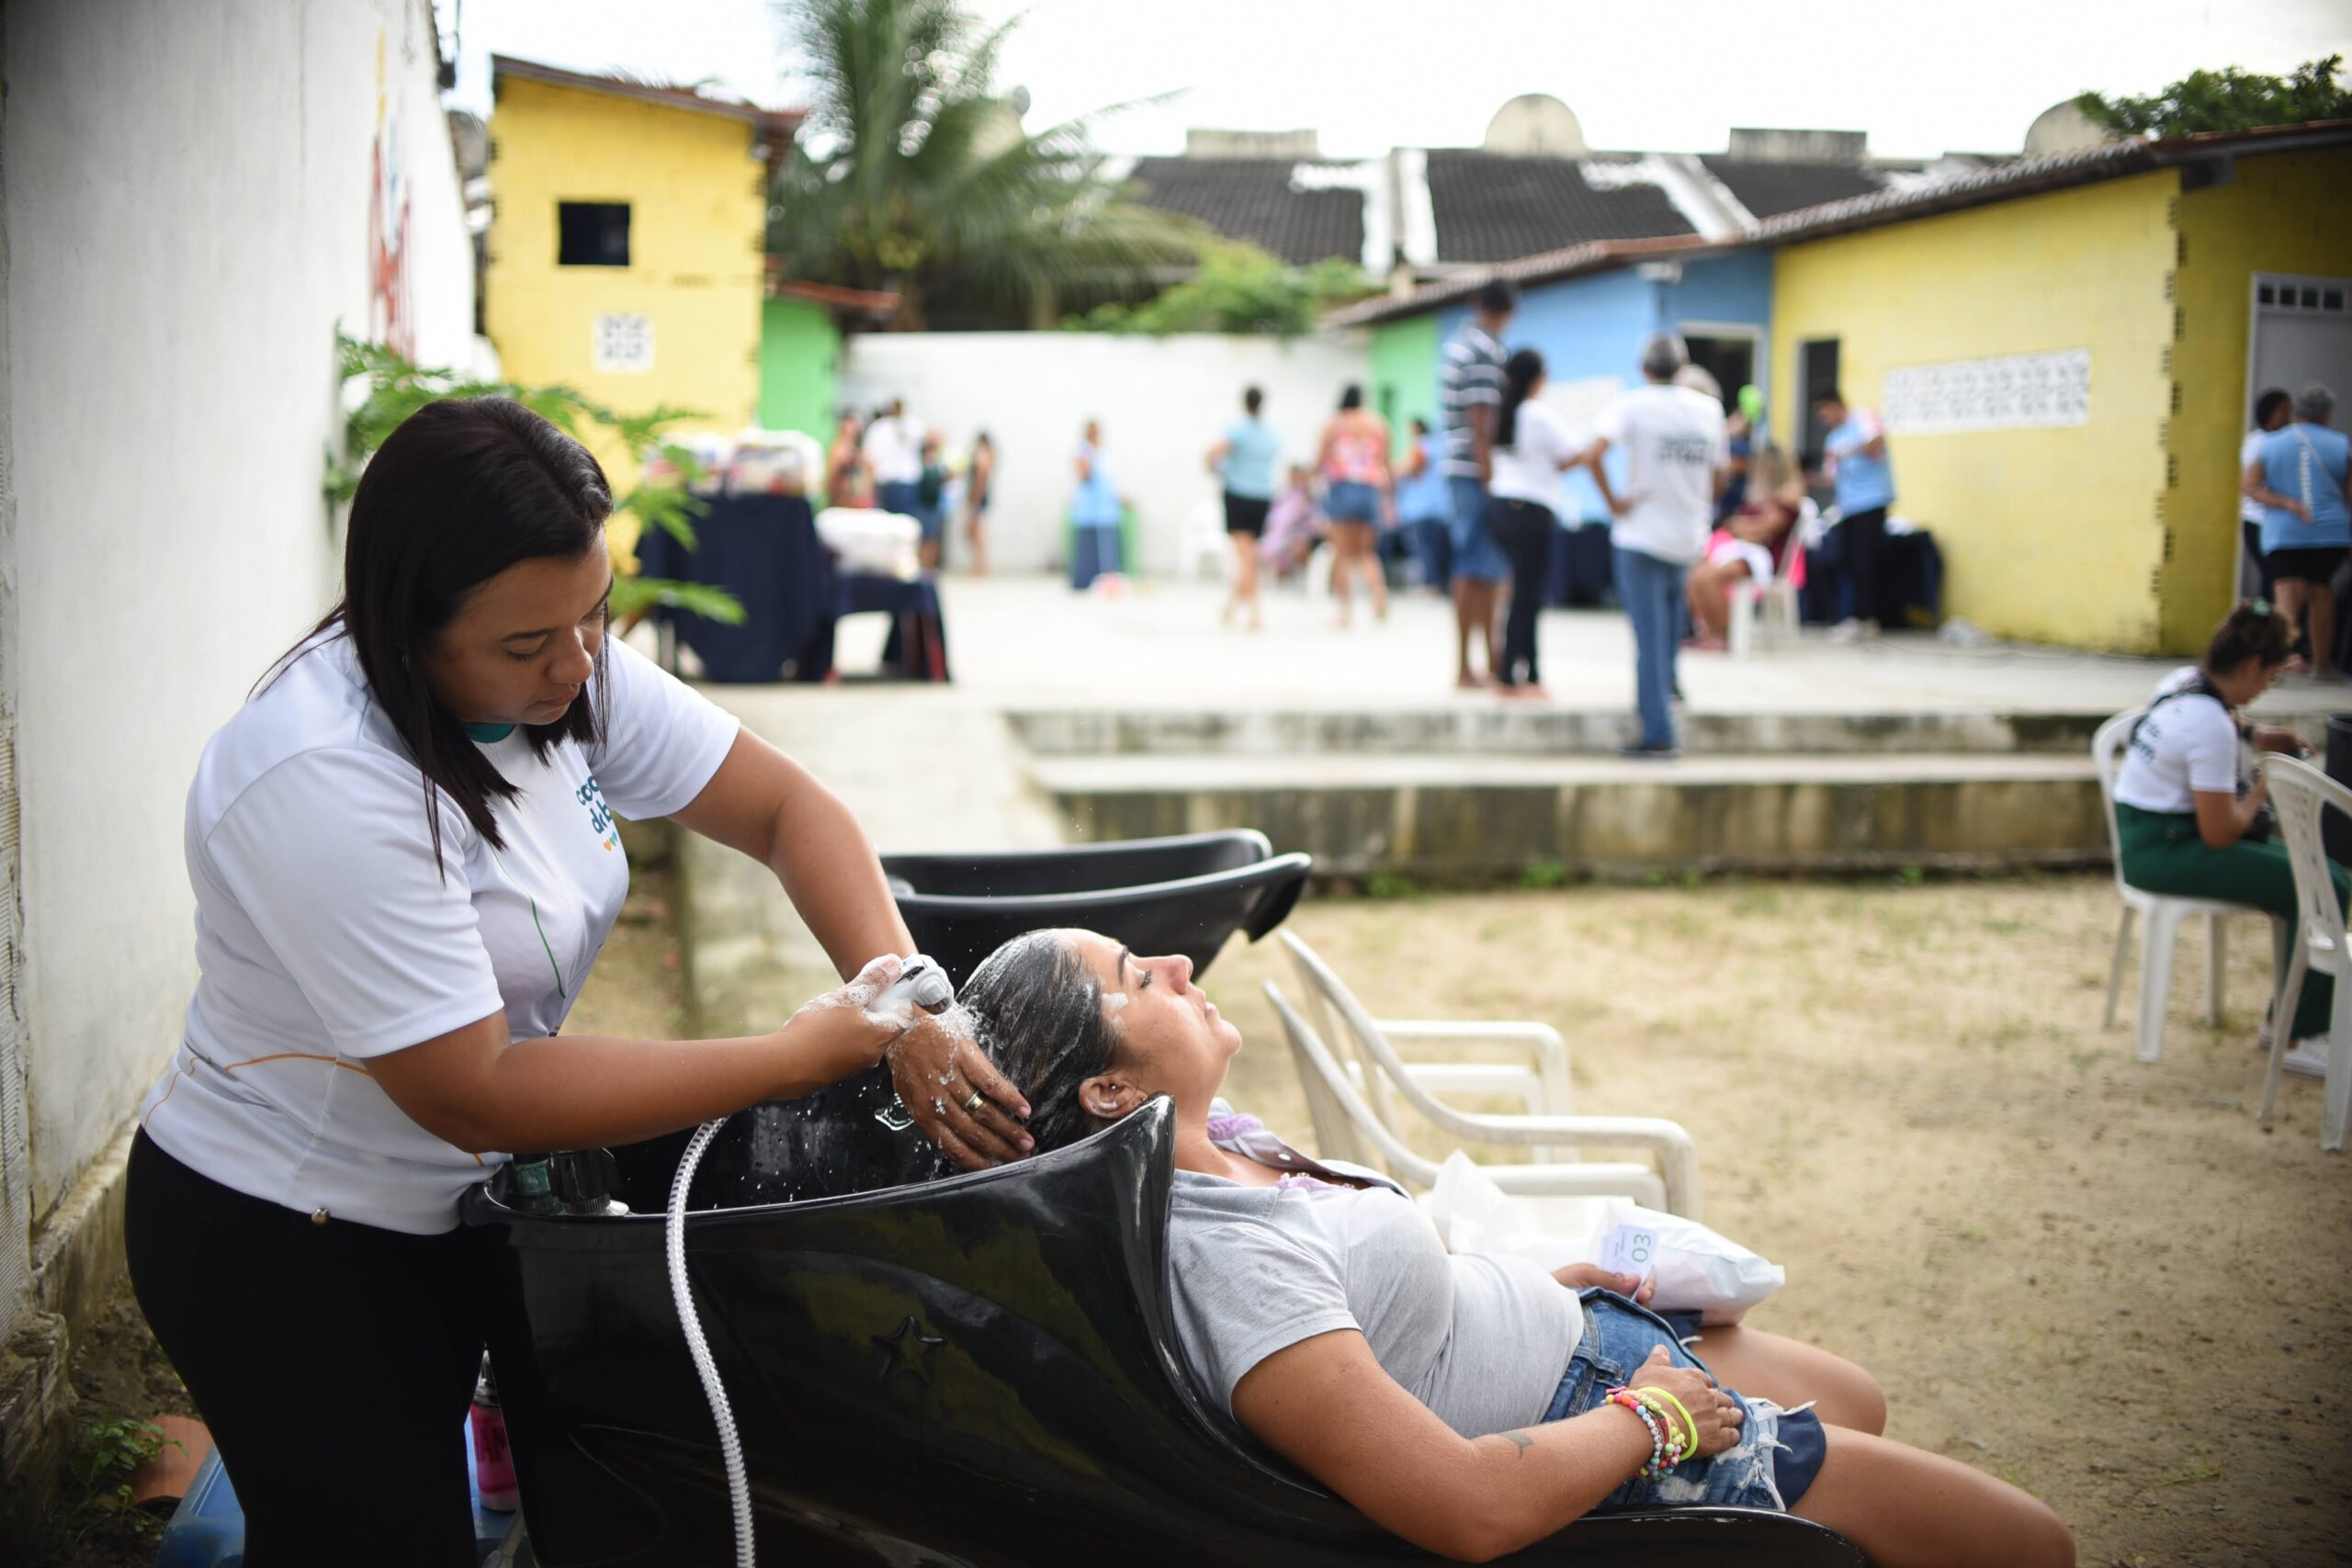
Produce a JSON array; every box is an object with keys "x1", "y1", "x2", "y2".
[
  {"x1": 1483, "y1": 95, "x2": 1585, "y2": 156},
  {"x1": 2024, "y1": 100, "x2": 2113, "y2": 156}
]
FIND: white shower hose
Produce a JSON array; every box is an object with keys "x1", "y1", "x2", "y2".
[{"x1": 666, "y1": 1113, "x2": 755, "y2": 1568}]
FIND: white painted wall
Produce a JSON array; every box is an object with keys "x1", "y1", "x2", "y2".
[
  {"x1": 3, "y1": 0, "x2": 476, "y2": 1224},
  {"x1": 840, "y1": 333, "x2": 1374, "y2": 577}
]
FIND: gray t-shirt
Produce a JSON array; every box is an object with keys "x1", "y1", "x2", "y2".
[{"x1": 1167, "y1": 1170, "x2": 1580, "y2": 1438}]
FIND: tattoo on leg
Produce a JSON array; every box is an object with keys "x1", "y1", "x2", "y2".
[{"x1": 1503, "y1": 1431, "x2": 1533, "y2": 1459}]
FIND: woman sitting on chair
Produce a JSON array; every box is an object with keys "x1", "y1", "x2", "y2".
[
  {"x1": 962, "y1": 929, "x2": 2074, "y2": 1567},
  {"x1": 1684, "y1": 446, "x2": 1804, "y2": 649},
  {"x1": 2113, "y1": 601, "x2": 2344, "y2": 1077}
]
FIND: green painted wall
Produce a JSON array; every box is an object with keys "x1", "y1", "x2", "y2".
[
  {"x1": 758, "y1": 298, "x2": 841, "y2": 438},
  {"x1": 1371, "y1": 313, "x2": 1441, "y2": 461}
]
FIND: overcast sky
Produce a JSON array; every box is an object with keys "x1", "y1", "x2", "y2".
[{"x1": 446, "y1": 0, "x2": 2349, "y2": 159}]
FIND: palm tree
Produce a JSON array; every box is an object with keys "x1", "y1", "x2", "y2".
[{"x1": 770, "y1": 0, "x2": 1204, "y2": 329}]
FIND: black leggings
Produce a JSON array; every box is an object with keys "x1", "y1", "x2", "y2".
[
  {"x1": 1491, "y1": 497, "x2": 1556, "y2": 685},
  {"x1": 1840, "y1": 505, "x2": 1888, "y2": 625},
  {"x1": 125, "y1": 1129, "x2": 489, "y2": 1567}
]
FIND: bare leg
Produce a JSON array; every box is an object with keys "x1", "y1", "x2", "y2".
[
  {"x1": 1476, "y1": 581, "x2": 1501, "y2": 677},
  {"x1": 1676, "y1": 1323, "x2": 1885, "y2": 1435},
  {"x1": 1453, "y1": 580, "x2": 1479, "y2": 685},
  {"x1": 2278, "y1": 579, "x2": 2310, "y2": 667},
  {"x1": 1688, "y1": 561, "x2": 1745, "y2": 643},
  {"x1": 966, "y1": 515, "x2": 988, "y2": 577},
  {"x1": 1237, "y1": 536, "x2": 1261, "y2": 629},
  {"x1": 1794, "y1": 1426, "x2": 2074, "y2": 1568},
  {"x1": 1331, "y1": 530, "x2": 1355, "y2": 626},
  {"x1": 2308, "y1": 580, "x2": 2337, "y2": 677}
]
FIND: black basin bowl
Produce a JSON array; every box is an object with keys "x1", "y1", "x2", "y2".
[
  {"x1": 469, "y1": 1100, "x2": 1865, "y2": 1568},
  {"x1": 882, "y1": 829, "x2": 1309, "y2": 987}
]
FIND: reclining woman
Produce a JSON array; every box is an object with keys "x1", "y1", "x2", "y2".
[{"x1": 963, "y1": 930, "x2": 2074, "y2": 1568}]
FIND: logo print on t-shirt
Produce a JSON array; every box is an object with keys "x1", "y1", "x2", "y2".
[{"x1": 576, "y1": 775, "x2": 619, "y2": 852}]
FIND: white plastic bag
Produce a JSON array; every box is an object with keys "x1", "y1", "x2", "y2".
[{"x1": 1421, "y1": 1153, "x2": 1783, "y2": 1324}]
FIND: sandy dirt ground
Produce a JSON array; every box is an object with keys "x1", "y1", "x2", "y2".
[{"x1": 1197, "y1": 874, "x2": 2352, "y2": 1567}]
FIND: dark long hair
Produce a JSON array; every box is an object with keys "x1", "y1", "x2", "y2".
[
  {"x1": 1497, "y1": 348, "x2": 1544, "y2": 448},
  {"x1": 961, "y1": 931, "x2": 1125, "y2": 1154},
  {"x1": 271, "y1": 397, "x2": 614, "y2": 867}
]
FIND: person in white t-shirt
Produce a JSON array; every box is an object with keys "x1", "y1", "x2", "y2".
[
  {"x1": 2112, "y1": 601, "x2": 2343, "y2": 1075},
  {"x1": 1487, "y1": 348, "x2": 1588, "y2": 696},
  {"x1": 862, "y1": 397, "x2": 926, "y2": 515},
  {"x1": 124, "y1": 398, "x2": 1032, "y2": 1565},
  {"x1": 2241, "y1": 388, "x2": 2294, "y2": 603},
  {"x1": 1584, "y1": 335, "x2": 1729, "y2": 758}
]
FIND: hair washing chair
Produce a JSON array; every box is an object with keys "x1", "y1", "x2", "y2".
[
  {"x1": 882, "y1": 829, "x2": 1310, "y2": 987},
  {"x1": 467, "y1": 1097, "x2": 1865, "y2": 1567}
]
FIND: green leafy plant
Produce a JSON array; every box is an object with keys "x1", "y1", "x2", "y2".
[
  {"x1": 326, "y1": 333, "x2": 742, "y2": 625},
  {"x1": 1067, "y1": 243, "x2": 1375, "y2": 338},
  {"x1": 1517, "y1": 859, "x2": 1568, "y2": 891},
  {"x1": 69, "y1": 1418, "x2": 181, "y2": 1513},
  {"x1": 771, "y1": 0, "x2": 1204, "y2": 328},
  {"x1": 2074, "y1": 55, "x2": 2349, "y2": 139}
]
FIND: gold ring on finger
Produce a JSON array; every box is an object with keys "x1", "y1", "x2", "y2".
[{"x1": 962, "y1": 1090, "x2": 985, "y2": 1115}]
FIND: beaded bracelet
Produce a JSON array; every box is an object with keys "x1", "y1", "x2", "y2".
[
  {"x1": 1631, "y1": 1385, "x2": 1700, "y2": 1462},
  {"x1": 1601, "y1": 1387, "x2": 1671, "y2": 1480}
]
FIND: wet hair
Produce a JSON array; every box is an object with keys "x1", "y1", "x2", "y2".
[
  {"x1": 1339, "y1": 384, "x2": 1363, "y2": 412},
  {"x1": 1640, "y1": 333, "x2": 1688, "y2": 382},
  {"x1": 1475, "y1": 277, "x2": 1518, "y2": 317},
  {"x1": 2296, "y1": 382, "x2": 2335, "y2": 423},
  {"x1": 1496, "y1": 347, "x2": 1544, "y2": 448},
  {"x1": 2203, "y1": 600, "x2": 2295, "y2": 675},
  {"x1": 271, "y1": 398, "x2": 613, "y2": 867},
  {"x1": 961, "y1": 931, "x2": 1125, "y2": 1154},
  {"x1": 2253, "y1": 388, "x2": 2291, "y2": 427},
  {"x1": 1243, "y1": 386, "x2": 1263, "y2": 415}
]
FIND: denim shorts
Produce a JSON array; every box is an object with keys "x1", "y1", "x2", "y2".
[
  {"x1": 1447, "y1": 477, "x2": 1510, "y2": 581},
  {"x1": 1544, "y1": 1290, "x2": 1826, "y2": 1511},
  {"x1": 1326, "y1": 479, "x2": 1382, "y2": 524}
]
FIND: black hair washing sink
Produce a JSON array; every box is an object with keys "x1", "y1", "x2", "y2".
[{"x1": 467, "y1": 1099, "x2": 1865, "y2": 1567}]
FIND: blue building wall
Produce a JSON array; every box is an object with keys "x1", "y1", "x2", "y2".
[{"x1": 1430, "y1": 251, "x2": 1774, "y2": 521}]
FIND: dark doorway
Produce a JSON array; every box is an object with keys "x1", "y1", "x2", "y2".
[
  {"x1": 1795, "y1": 337, "x2": 1841, "y2": 470},
  {"x1": 1680, "y1": 334, "x2": 1755, "y2": 413}
]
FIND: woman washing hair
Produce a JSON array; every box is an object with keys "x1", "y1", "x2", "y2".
[{"x1": 962, "y1": 929, "x2": 2074, "y2": 1567}]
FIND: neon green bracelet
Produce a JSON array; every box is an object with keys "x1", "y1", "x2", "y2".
[{"x1": 1631, "y1": 1385, "x2": 1700, "y2": 1461}]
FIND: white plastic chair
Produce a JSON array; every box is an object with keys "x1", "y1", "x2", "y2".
[
  {"x1": 1262, "y1": 980, "x2": 1689, "y2": 1225},
  {"x1": 2092, "y1": 709, "x2": 2281, "y2": 1062},
  {"x1": 1179, "y1": 497, "x2": 1228, "y2": 582},
  {"x1": 1726, "y1": 499, "x2": 1812, "y2": 657},
  {"x1": 1281, "y1": 931, "x2": 1572, "y2": 1157},
  {"x1": 2256, "y1": 755, "x2": 2351, "y2": 1151}
]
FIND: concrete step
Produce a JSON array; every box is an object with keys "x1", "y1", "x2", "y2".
[
  {"x1": 1030, "y1": 751, "x2": 2105, "y2": 879},
  {"x1": 1009, "y1": 705, "x2": 2113, "y2": 758}
]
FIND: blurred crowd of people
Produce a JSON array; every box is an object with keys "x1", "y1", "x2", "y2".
[{"x1": 824, "y1": 398, "x2": 998, "y2": 575}]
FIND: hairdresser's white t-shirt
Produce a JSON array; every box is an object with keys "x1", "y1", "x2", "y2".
[
  {"x1": 1488, "y1": 401, "x2": 1579, "y2": 516},
  {"x1": 1595, "y1": 382, "x2": 1728, "y2": 565},
  {"x1": 139, "y1": 634, "x2": 740, "y2": 1235}
]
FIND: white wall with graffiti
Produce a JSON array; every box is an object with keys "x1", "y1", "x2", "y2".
[{"x1": 0, "y1": 0, "x2": 478, "y2": 1301}]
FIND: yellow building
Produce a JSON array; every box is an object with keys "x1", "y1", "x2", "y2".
[
  {"x1": 485, "y1": 56, "x2": 798, "y2": 481},
  {"x1": 1766, "y1": 125, "x2": 2352, "y2": 654}
]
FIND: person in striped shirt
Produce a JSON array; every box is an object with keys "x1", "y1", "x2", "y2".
[{"x1": 1440, "y1": 278, "x2": 1517, "y2": 686}]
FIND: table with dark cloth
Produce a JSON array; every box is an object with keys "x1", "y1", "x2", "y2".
[
  {"x1": 635, "y1": 492, "x2": 948, "y2": 682},
  {"x1": 793, "y1": 574, "x2": 951, "y2": 683},
  {"x1": 634, "y1": 492, "x2": 834, "y2": 683}
]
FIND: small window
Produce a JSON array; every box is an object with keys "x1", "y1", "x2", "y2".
[
  {"x1": 2301, "y1": 287, "x2": 2322, "y2": 309},
  {"x1": 558, "y1": 202, "x2": 631, "y2": 267},
  {"x1": 2326, "y1": 290, "x2": 2346, "y2": 312},
  {"x1": 2258, "y1": 284, "x2": 2276, "y2": 305}
]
